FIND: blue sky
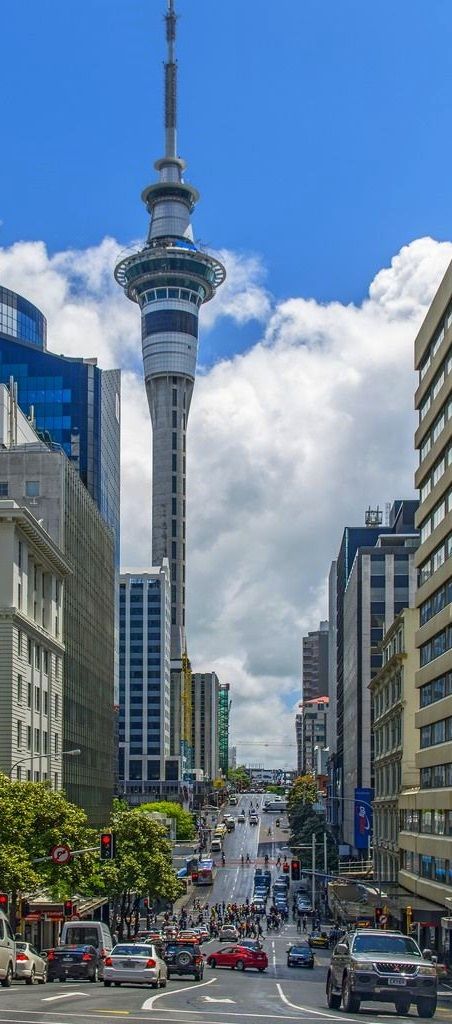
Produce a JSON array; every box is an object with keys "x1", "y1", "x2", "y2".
[{"x1": 2, "y1": 0, "x2": 452, "y2": 338}]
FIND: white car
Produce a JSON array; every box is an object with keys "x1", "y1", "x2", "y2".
[
  {"x1": 237, "y1": 813, "x2": 245, "y2": 823},
  {"x1": 15, "y1": 942, "x2": 47, "y2": 985},
  {"x1": 219, "y1": 925, "x2": 239, "y2": 942},
  {"x1": 103, "y1": 943, "x2": 167, "y2": 988}
]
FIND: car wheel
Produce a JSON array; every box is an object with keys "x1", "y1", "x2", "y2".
[
  {"x1": 89, "y1": 967, "x2": 98, "y2": 983},
  {"x1": 416, "y1": 997, "x2": 437, "y2": 1018},
  {"x1": 209, "y1": 958, "x2": 216, "y2": 968},
  {"x1": 104, "y1": 981, "x2": 112, "y2": 987},
  {"x1": 326, "y1": 972, "x2": 342, "y2": 1010},
  {"x1": 160, "y1": 976, "x2": 167, "y2": 987},
  {"x1": 25, "y1": 966, "x2": 36, "y2": 986},
  {"x1": 395, "y1": 999, "x2": 411, "y2": 1015},
  {"x1": 114, "y1": 981, "x2": 121, "y2": 987},
  {"x1": 47, "y1": 978, "x2": 54, "y2": 983},
  {"x1": 151, "y1": 978, "x2": 160, "y2": 989},
  {"x1": 235, "y1": 960, "x2": 245, "y2": 971},
  {"x1": 1, "y1": 963, "x2": 13, "y2": 988},
  {"x1": 39, "y1": 967, "x2": 47, "y2": 985},
  {"x1": 342, "y1": 974, "x2": 360, "y2": 1013},
  {"x1": 59, "y1": 978, "x2": 67, "y2": 983}
]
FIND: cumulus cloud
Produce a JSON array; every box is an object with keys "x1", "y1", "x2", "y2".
[{"x1": 1, "y1": 233, "x2": 452, "y2": 767}]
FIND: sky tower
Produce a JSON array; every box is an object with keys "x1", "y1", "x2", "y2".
[{"x1": 115, "y1": 0, "x2": 225, "y2": 771}]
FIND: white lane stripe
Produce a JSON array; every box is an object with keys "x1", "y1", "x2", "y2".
[
  {"x1": 42, "y1": 992, "x2": 91, "y2": 1002},
  {"x1": 276, "y1": 982, "x2": 362, "y2": 1022},
  {"x1": 142, "y1": 974, "x2": 217, "y2": 1010}
]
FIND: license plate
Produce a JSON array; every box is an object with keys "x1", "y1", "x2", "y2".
[
  {"x1": 388, "y1": 977, "x2": 406, "y2": 986},
  {"x1": 63, "y1": 957, "x2": 73, "y2": 963},
  {"x1": 122, "y1": 960, "x2": 136, "y2": 968}
]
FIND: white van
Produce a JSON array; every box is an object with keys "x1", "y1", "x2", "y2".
[
  {"x1": 59, "y1": 921, "x2": 113, "y2": 977},
  {"x1": 210, "y1": 838, "x2": 222, "y2": 852},
  {"x1": 0, "y1": 911, "x2": 15, "y2": 987}
]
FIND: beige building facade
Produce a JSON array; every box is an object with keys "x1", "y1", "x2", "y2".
[
  {"x1": 370, "y1": 608, "x2": 419, "y2": 885},
  {"x1": 398, "y1": 262, "x2": 452, "y2": 957},
  {"x1": 0, "y1": 500, "x2": 70, "y2": 785}
]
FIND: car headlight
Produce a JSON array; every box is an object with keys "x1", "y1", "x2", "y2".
[{"x1": 417, "y1": 966, "x2": 436, "y2": 977}]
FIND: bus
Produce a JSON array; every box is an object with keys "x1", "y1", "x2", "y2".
[{"x1": 193, "y1": 859, "x2": 217, "y2": 886}]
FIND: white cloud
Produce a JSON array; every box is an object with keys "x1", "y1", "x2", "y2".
[{"x1": 1, "y1": 233, "x2": 451, "y2": 767}]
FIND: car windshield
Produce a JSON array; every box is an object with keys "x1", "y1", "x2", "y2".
[
  {"x1": 291, "y1": 946, "x2": 309, "y2": 954},
  {"x1": 113, "y1": 945, "x2": 149, "y2": 956},
  {"x1": 352, "y1": 935, "x2": 422, "y2": 956}
]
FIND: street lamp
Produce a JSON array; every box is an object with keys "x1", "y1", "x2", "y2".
[{"x1": 9, "y1": 748, "x2": 81, "y2": 780}]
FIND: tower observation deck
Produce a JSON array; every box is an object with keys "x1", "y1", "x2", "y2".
[{"x1": 115, "y1": 1, "x2": 225, "y2": 678}]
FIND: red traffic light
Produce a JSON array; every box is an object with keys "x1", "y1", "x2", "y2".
[
  {"x1": 143, "y1": 898, "x2": 149, "y2": 908},
  {"x1": 291, "y1": 859, "x2": 301, "y2": 881},
  {"x1": 63, "y1": 899, "x2": 74, "y2": 917},
  {"x1": 0, "y1": 893, "x2": 8, "y2": 913},
  {"x1": 99, "y1": 832, "x2": 116, "y2": 860}
]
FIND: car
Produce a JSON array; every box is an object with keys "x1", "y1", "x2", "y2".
[
  {"x1": 219, "y1": 925, "x2": 239, "y2": 942},
  {"x1": 308, "y1": 931, "x2": 329, "y2": 948},
  {"x1": 229, "y1": 795, "x2": 238, "y2": 805},
  {"x1": 46, "y1": 944, "x2": 101, "y2": 983},
  {"x1": 15, "y1": 942, "x2": 47, "y2": 984},
  {"x1": 237, "y1": 813, "x2": 246, "y2": 823},
  {"x1": 193, "y1": 927, "x2": 210, "y2": 944},
  {"x1": 297, "y1": 900, "x2": 313, "y2": 914},
  {"x1": 238, "y1": 939, "x2": 264, "y2": 952},
  {"x1": 178, "y1": 930, "x2": 200, "y2": 942},
  {"x1": 207, "y1": 945, "x2": 268, "y2": 972},
  {"x1": 162, "y1": 940, "x2": 204, "y2": 981},
  {"x1": 59, "y1": 920, "x2": 113, "y2": 976},
  {"x1": 136, "y1": 930, "x2": 163, "y2": 944},
  {"x1": 287, "y1": 943, "x2": 314, "y2": 969},
  {"x1": 103, "y1": 943, "x2": 167, "y2": 988},
  {"x1": 275, "y1": 874, "x2": 290, "y2": 887},
  {"x1": 249, "y1": 815, "x2": 259, "y2": 825},
  {"x1": 326, "y1": 928, "x2": 438, "y2": 1018}
]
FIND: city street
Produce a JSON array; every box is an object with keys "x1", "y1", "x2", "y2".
[{"x1": 0, "y1": 797, "x2": 450, "y2": 1024}]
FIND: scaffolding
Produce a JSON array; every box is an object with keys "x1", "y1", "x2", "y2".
[{"x1": 218, "y1": 683, "x2": 231, "y2": 775}]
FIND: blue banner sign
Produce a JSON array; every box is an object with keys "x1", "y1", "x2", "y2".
[{"x1": 354, "y1": 787, "x2": 373, "y2": 850}]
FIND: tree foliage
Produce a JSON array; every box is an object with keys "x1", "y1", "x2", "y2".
[
  {"x1": 227, "y1": 766, "x2": 250, "y2": 791},
  {"x1": 288, "y1": 774, "x2": 318, "y2": 810},
  {"x1": 287, "y1": 776, "x2": 338, "y2": 874},
  {"x1": 136, "y1": 801, "x2": 195, "y2": 841}
]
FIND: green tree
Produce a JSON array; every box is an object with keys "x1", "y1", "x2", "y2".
[
  {"x1": 135, "y1": 801, "x2": 195, "y2": 841},
  {"x1": 101, "y1": 807, "x2": 184, "y2": 938},
  {"x1": 288, "y1": 774, "x2": 318, "y2": 811},
  {"x1": 227, "y1": 766, "x2": 250, "y2": 791},
  {"x1": 0, "y1": 774, "x2": 98, "y2": 929},
  {"x1": 290, "y1": 807, "x2": 338, "y2": 874}
]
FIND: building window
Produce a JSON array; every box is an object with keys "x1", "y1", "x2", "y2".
[
  {"x1": 27, "y1": 726, "x2": 31, "y2": 751},
  {"x1": 27, "y1": 681, "x2": 31, "y2": 708},
  {"x1": 17, "y1": 581, "x2": 21, "y2": 609},
  {"x1": 25, "y1": 481, "x2": 40, "y2": 498},
  {"x1": 43, "y1": 650, "x2": 49, "y2": 674},
  {"x1": 34, "y1": 728, "x2": 40, "y2": 752},
  {"x1": 54, "y1": 773, "x2": 58, "y2": 789},
  {"x1": 27, "y1": 638, "x2": 32, "y2": 664},
  {"x1": 17, "y1": 720, "x2": 22, "y2": 748},
  {"x1": 0, "y1": 481, "x2": 8, "y2": 497},
  {"x1": 54, "y1": 693, "x2": 59, "y2": 718},
  {"x1": 17, "y1": 631, "x2": 22, "y2": 657},
  {"x1": 43, "y1": 731, "x2": 48, "y2": 755},
  {"x1": 54, "y1": 733, "x2": 59, "y2": 754},
  {"x1": 17, "y1": 675, "x2": 22, "y2": 703},
  {"x1": 44, "y1": 690, "x2": 48, "y2": 716},
  {"x1": 35, "y1": 645, "x2": 40, "y2": 670},
  {"x1": 35, "y1": 687, "x2": 40, "y2": 712}
]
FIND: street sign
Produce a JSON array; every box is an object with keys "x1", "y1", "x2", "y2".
[{"x1": 50, "y1": 843, "x2": 72, "y2": 865}]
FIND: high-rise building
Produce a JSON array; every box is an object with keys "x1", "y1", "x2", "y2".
[
  {"x1": 295, "y1": 713, "x2": 303, "y2": 775},
  {"x1": 298, "y1": 696, "x2": 329, "y2": 775},
  {"x1": 327, "y1": 501, "x2": 419, "y2": 845},
  {"x1": 191, "y1": 672, "x2": 219, "y2": 781},
  {"x1": 218, "y1": 683, "x2": 230, "y2": 776},
  {"x1": 0, "y1": 286, "x2": 121, "y2": 559},
  {"x1": 398, "y1": 264, "x2": 452, "y2": 955},
  {"x1": 0, "y1": 440, "x2": 115, "y2": 824},
  {"x1": 301, "y1": 621, "x2": 329, "y2": 702},
  {"x1": 327, "y1": 564, "x2": 337, "y2": 756},
  {"x1": 0, "y1": 499, "x2": 71, "y2": 785},
  {"x1": 114, "y1": 0, "x2": 225, "y2": 772},
  {"x1": 119, "y1": 564, "x2": 180, "y2": 802}
]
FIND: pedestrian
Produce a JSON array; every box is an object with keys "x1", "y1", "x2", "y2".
[
  {"x1": 302, "y1": 915, "x2": 307, "y2": 932},
  {"x1": 296, "y1": 916, "x2": 301, "y2": 933}
]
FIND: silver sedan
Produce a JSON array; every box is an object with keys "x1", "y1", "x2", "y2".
[
  {"x1": 103, "y1": 944, "x2": 167, "y2": 988},
  {"x1": 15, "y1": 942, "x2": 47, "y2": 984}
]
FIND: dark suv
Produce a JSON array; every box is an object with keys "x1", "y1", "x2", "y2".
[
  {"x1": 162, "y1": 941, "x2": 204, "y2": 981},
  {"x1": 326, "y1": 929, "x2": 438, "y2": 1018}
]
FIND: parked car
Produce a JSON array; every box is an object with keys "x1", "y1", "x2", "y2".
[
  {"x1": 326, "y1": 929, "x2": 438, "y2": 1017},
  {"x1": 15, "y1": 942, "x2": 47, "y2": 985},
  {"x1": 207, "y1": 945, "x2": 268, "y2": 972},
  {"x1": 162, "y1": 940, "x2": 204, "y2": 981},
  {"x1": 0, "y1": 911, "x2": 15, "y2": 988},
  {"x1": 287, "y1": 943, "x2": 314, "y2": 969},
  {"x1": 46, "y1": 944, "x2": 100, "y2": 983},
  {"x1": 219, "y1": 925, "x2": 239, "y2": 942},
  {"x1": 103, "y1": 943, "x2": 167, "y2": 988}
]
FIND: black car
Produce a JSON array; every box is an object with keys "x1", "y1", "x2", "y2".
[
  {"x1": 287, "y1": 943, "x2": 314, "y2": 969},
  {"x1": 162, "y1": 941, "x2": 204, "y2": 981},
  {"x1": 46, "y1": 945, "x2": 100, "y2": 982}
]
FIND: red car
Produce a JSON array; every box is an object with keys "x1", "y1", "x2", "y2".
[{"x1": 206, "y1": 945, "x2": 268, "y2": 972}]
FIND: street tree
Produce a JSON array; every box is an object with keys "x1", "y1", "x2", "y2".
[{"x1": 136, "y1": 801, "x2": 195, "y2": 841}]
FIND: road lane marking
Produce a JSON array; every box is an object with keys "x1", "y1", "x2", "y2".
[
  {"x1": 276, "y1": 982, "x2": 362, "y2": 1022},
  {"x1": 43, "y1": 992, "x2": 91, "y2": 1002},
  {"x1": 141, "y1": 975, "x2": 217, "y2": 1010},
  {"x1": 204, "y1": 996, "x2": 235, "y2": 1003}
]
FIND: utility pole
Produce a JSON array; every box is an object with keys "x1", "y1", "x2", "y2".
[
  {"x1": 323, "y1": 832, "x2": 328, "y2": 875},
  {"x1": 312, "y1": 834, "x2": 316, "y2": 912}
]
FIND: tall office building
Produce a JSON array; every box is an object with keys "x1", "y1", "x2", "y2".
[
  {"x1": 119, "y1": 565, "x2": 179, "y2": 802},
  {"x1": 327, "y1": 501, "x2": 419, "y2": 844},
  {"x1": 301, "y1": 621, "x2": 329, "y2": 702},
  {"x1": 114, "y1": 1, "x2": 225, "y2": 770},
  {"x1": 298, "y1": 696, "x2": 329, "y2": 775},
  {"x1": 191, "y1": 672, "x2": 219, "y2": 781},
  {"x1": 398, "y1": 263, "x2": 452, "y2": 956},
  {"x1": 327, "y1": 564, "x2": 337, "y2": 755},
  {"x1": 218, "y1": 683, "x2": 230, "y2": 776},
  {"x1": 0, "y1": 440, "x2": 115, "y2": 824}
]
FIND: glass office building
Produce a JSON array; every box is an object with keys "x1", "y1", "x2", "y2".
[{"x1": 0, "y1": 286, "x2": 120, "y2": 560}]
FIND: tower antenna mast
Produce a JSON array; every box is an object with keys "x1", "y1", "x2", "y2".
[{"x1": 165, "y1": 0, "x2": 177, "y2": 158}]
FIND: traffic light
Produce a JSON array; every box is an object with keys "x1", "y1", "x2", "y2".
[
  {"x1": 63, "y1": 899, "x2": 74, "y2": 918},
  {"x1": 0, "y1": 894, "x2": 8, "y2": 914},
  {"x1": 143, "y1": 898, "x2": 149, "y2": 908},
  {"x1": 99, "y1": 832, "x2": 116, "y2": 860},
  {"x1": 291, "y1": 859, "x2": 301, "y2": 881}
]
